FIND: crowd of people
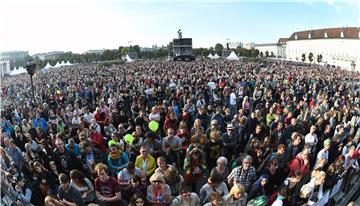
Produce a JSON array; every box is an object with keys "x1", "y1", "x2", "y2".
[{"x1": 1, "y1": 58, "x2": 360, "y2": 206}]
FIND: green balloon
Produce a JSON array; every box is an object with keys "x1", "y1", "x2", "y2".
[
  {"x1": 124, "y1": 134, "x2": 134, "y2": 145},
  {"x1": 108, "y1": 140, "x2": 117, "y2": 147},
  {"x1": 149, "y1": 121, "x2": 159, "y2": 132}
]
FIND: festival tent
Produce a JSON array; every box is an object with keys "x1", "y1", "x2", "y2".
[
  {"x1": 44, "y1": 62, "x2": 53, "y2": 70},
  {"x1": 53, "y1": 61, "x2": 61, "y2": 68},
  {"x1": 207, "y1": 53, "x2": 214, "y2": 59},
  {"x1": 213, "y1": 53, "x2": 220, "y2": 59},
  {"x1": 125, "y1": 55, "x2": 134, "y2": 62},
  {"x1": 226, "y1": 51, "x2": 239, "y2": 61},
  {"x1": 10, "y1": 66, "x2": 27, "y2": 76},
  {"x1": 60, "y1": 61, "x2": 66, "y2": 67},
  {"x1": 65, "y1": 61, "x2": 72, "y2": 66}
]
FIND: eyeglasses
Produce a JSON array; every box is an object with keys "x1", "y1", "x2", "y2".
[{"x1": 152, "y1": 180, "x2": 162, "y2": 183}]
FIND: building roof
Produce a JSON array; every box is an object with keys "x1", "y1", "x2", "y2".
[
  {"x1": 288, "y1": 27, "x2": 360, "y2": 40},
  {"x1": 277, "y1": 38, "x2": 288, "y2": 45}
]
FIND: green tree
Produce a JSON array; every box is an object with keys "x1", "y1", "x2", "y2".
[
  {"x1": 317, "y1": 54, "x2": 322, "y2": 63},
  {"x1": 301, "y1": 53, "x2": 306, "y2": 62},
  {"x1": 251, "y1": 49, "x2": 260, "y2": 57},
  {"x1": 133, "y1": 45, "x2": 141, "y2": 54},
  {"x1": 308, "y1": 52, "x2": 313, "y2": 63},
  {"x1": 121, "y1": 47, "x2": 129, "y2": 56},
  {"x1": 215, "y1": 43, "x2": 224, "y2": 56}
]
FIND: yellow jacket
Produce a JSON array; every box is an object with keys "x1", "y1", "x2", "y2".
[{"x1": 135, "y1": 154, "x2": 156, "y2": 177}]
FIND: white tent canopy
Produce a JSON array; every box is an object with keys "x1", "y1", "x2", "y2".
[
  {"x1": 226, "y1": 51, "x2": 239, "y2": 61},
  {"x1": 65, "y1": 61, "x2": 72, "y2": 66},
  {"x1": 10, "y1": 66, "x2": 27, "y2": 76},
  {"x1": 44, "y1": 62, "x2": 53, "y2": 69},
  {"x1": 213, "y1": 53, "x2": 220, "y2": 59},
  {"x1": 207, "y1": 53, "x2": 214, "y2": 59},
  {"x1": 125, "y1": 55, "x2": 134, "y2": 62},
  {"x1": 60, "y1": 60, "x2": 66, "y2": 67},
  {"x1": 53, "y1": 61, "x2": 61, "y2": 68}
]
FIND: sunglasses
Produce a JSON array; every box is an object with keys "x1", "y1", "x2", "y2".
[{"x1": 152, "y1": 180, "x2": 162, "y2": 183}]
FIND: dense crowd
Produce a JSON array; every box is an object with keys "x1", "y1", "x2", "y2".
[{"x1": 1, "y1": 59, "x2": 360, "y2": 206}]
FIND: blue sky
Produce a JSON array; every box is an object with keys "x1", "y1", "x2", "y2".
[{"x1": 1, "y1": 0, "x2": 359, "y2": 54}]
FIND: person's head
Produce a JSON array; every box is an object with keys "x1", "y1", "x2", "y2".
[
  {"x1": 323, "y1": 139, "x2": 331, "y2": 150},
  {"x1": 44, "y1": 196, "x2": 62, "y2": 206},
  {"x1": 310, "y1": 125, "x2": 316, "y2": 133},
  {"x1": 216, "y1": 156, "x2": 228, "y2": 169},
  {"x1": 277, "y1": 144, "x2": 286, "y2": 154},
  {"x1": 14, "y1": 175, "x2": 26, "y2": 187},
  {"x1": 156, "y1": 156, "x2": 167, "y2": 170},
  {"x1": 126, "y1": 161, "x2": 135, "y2": 174},
  {"x1": 179, "y1": 185, "x2": 192, "y2": 201},
  {"x1": 211, "y1": 120, "x2": 218, "y2": 129},
  {"x1": 292, "y1": 132, "x2": 302, "y2": 145},
  {"x1": 140, "y1": 146, "x2": 149, "y2": 158},
  {"x1": 59, "y1": 173, "x2": 70, "y2": 190},
  {"x1": 301, "y1": 147, "x2": 310, "y2": 159},
  {"x1": 129, "y1": 193, "x2": 146, "y2": 206},
  {"x1": 55, "y1": 138, "x2": 65, "y2": 153},
  {"x1": 209, "y1": 192, "x2": 223, "y2": 206},
  {"x1": 229, "y1": 183, "x2": 246, "y2": 199},
  {"x1": 130, "y1": 175, "x2": 141, "y2": 187},
  {"x1": 109, "y1": 144, "x2": 121, "y2": 154},
  {"x1": 150, "y1": 173, "x2": 165, "y2": 188},
  {"x1": 208, "y1": 175, "x2": 221, "y2": 188},
  {"x1": 210, "y1": 130, "x2": 221, "y2": 142},
  {"x1": 242, "y1": 155, "x2": 253, "y2": 170},
  {"x1": 95, "y1": 163, "x2": 109, "y2": 182},
  {"x1": 33, "y1": 161, "x2": 46, "y2": 174},
  {"x1": 167, "y1": 128, "x2": 175, "y2": 138},
  {"x1": 315, "y1": 171, "x2": 326, "y2": 186},
  {"x1": 300, "y1": 184, "x2": 312, "y2": 199},
  {"x1": 69, "y1": 169, "x2": 86, "y2": 185}
]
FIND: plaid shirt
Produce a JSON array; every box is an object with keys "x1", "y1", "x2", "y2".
[{"x1": 228, "y1": 166, "x2": 256, "y2": 191}]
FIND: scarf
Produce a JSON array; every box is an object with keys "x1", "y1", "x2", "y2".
[{"x1": 109, "y1": 150, "x2": 121, "y2": 160}]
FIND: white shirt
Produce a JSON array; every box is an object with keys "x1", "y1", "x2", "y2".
[
  {"x1": 230, "y1": 92, "x2": 237, "y2": 105},
  {"x1": 305, "y1": 133, "x2": 318, "y2": 146}
]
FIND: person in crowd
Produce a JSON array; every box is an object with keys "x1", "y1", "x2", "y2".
[
  {"x1": 135, "y1": 146, "x2": 156, "y2": 178},
  {"x1": 118, "y1": 161, "x2": 146, "y2": 187},
  {"x1": 288, "y1": 147, "x2": 310, "y2": 177},
  {"x1": 129, "y1": 192, "x2": 148, "y2": 206},
  {"x1": 146, "y1": 173, "x2": 172, "y2": 206},
  {"x1": 203, "y1": 192, "x2": 223, "y2": 206},
  {"x1": 183, "y1": 148, "x2": 207, "y2": 192},
  {"x1": 223, "y1": 183, "x2": 248, "y2": 206},
  {"x1": 58, "y1": 173, "x2": 85, "y2": 206},
  {"x1": 199, "y1": 175, "x2": 229, "y2": 204},
  {"x1": 171, "y1": 185, "x2": 201, "y2": 206},
  {"x1": 107, "y1": 142, "x2": 129, "y2": 176},
  {"x1": 94, "y1": 163, "x2": 122, "y2": 206},
  {"x1": 210, "y1": 156, "x2": 229, "y2": 182},
  {"x1": 69, "y1": 169, "x2": 95, "y2": 204},
  {"x1": 155, "y1": 156, "x2": 182, "y2": 195},
  {"x1": 228, "y1": 155, "x2": 256, "y2": 192}
]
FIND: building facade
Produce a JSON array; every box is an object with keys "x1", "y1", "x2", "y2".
[
  {"x1": 0, "y1": 58, "x2": 11, "y2": 77},
  {"x1": 254, "y1": 38, "x2": 287, "y2": 58},
  {"x1": 286, "y1": 27, "x2": 360, "y2": 71}
]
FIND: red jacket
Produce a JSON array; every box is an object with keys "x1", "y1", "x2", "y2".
[
  {"x1": 288, "y1": 154, "x2": 309, "y2": 177},
  {"x1": 90, "y1": 132, "x2": 106, "y2": 152}
]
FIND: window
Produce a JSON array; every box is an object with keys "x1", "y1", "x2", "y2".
[
  {"x1": 324, "y1": 32, "x2": 328, "y2": 38},
  {"x1": 341, "y1": 31, "x2": 344, "y2": 38}
]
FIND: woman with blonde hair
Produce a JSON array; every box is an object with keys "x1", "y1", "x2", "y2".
[
  {"x1": 223, "y1": 183, "x2": 247, "y2": 206},
  {"x1": 44, "y1": 196, "x2": 66, "y2": 206}
]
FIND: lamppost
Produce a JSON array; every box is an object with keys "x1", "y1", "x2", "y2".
[{"x1": 25, "y1": 61, "x2": 36, "y2": 104}]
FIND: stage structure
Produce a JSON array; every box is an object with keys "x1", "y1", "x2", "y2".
[{"x1": 173, "y1": 29, "x2": 195, "y2": 61}]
